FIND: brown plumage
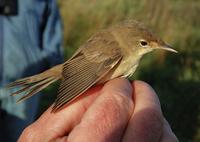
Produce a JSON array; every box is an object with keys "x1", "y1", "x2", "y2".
[{"x1": 6, "y1": 20, "x2": 177, "y2": 112}]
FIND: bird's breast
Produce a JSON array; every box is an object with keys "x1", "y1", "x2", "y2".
[{"x1": 97, "y1": 56, "x2": 139, "y2": 83}]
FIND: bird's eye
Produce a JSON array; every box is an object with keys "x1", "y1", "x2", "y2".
[{"x1": 140, "y1": 40, "x2": 148, "y2": 47}]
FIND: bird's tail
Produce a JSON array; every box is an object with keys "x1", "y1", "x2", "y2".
[{"x1": 6, "y1": 64, "x2": 63, "y2": 103}]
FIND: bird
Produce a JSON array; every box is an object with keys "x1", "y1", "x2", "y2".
[{"x1": 6, "y1": 20, "x2": 177, "y2": 112}]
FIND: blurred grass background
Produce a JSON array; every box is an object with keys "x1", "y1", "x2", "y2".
[{"x1": 38, "y1": 0, "x2": 200, "y2": 141}]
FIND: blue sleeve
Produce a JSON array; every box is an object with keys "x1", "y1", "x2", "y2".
[{"x1": 42, "y1": 0, "x2": 64, "y2": 67}]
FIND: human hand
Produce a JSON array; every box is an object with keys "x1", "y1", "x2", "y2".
[{"x1": 18, "y1": 78, "x2": 178, "y2": 142}]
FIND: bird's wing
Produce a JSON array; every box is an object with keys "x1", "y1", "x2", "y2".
[{"x1": 52, "y1": 32, "x2": 122, "y2": 111}]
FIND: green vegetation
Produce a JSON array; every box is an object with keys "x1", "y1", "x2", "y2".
[{"x1": 39, "y1": 0, "x2": 200, "y2": 141}]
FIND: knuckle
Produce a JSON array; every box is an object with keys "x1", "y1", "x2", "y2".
[{"x1": 20, "y1": 124, "x2": 37, "y2": 141}]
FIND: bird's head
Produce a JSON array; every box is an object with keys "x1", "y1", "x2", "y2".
[{"x1": 112, "y1": 20, "x2": 177, "y2": 56}]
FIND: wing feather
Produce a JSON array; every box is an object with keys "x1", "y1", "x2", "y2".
[
  {"x1": 52, "y1": 55, "x2": 121, "y2": 112},
  {"x1": 52, "y1": 31, "x2": 123, "y2": 112}
]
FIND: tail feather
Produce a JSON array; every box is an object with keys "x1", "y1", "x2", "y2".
[
  {"x1": 6, "y1": 64, "x2": 62, "y2": 102},
  {"x1": 10, "y1": 85, "x2": 31, "y2": 96},
  {"x1": 10, "y1": 77, "x2": 54, "y2": 97},
  {"x1": 16, "y1": 77, "x2": 58, "y2": 103},
  {"x1": 6, "y1": 78, "x2": 31, "y2": 88}
]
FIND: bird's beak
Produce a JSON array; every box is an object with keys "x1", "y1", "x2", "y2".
[{"x1": 159, "y1": 44, "x2": 178, "y2": 53}]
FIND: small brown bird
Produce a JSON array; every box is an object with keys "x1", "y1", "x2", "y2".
[{"x1": 7, "y1": 20, "x2": 177, "y2": 112}]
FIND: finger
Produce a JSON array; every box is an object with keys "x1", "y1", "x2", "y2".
[
  {"x1": 122, "y1": 80, "x2": 164, "y2": 142},
  {"x1": 67, "y1": 78, "x2": 134, "y2": 142},
  {"x1": 160, "y1": 119, "x2": 179, "y2": 142},
  {"x1": 18, "y1": 85, "x2": 102, "y2": 142},
  {"x1": 49, "y1": 136, "x2": 68, "y2": 142}
]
